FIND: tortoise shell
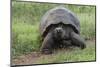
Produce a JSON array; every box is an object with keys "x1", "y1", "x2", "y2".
[{"x1": 40, "y1": 6, "x2": 80, "y2": 38}]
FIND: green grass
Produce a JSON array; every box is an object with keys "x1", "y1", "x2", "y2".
[
  {"x1": 12, "y1": 22, "x2": 42, "y2": 56},
  {"x1": 79, "y1": 13, "x2": 95, "y2": 39},
  {"x1": 12, "y1": 1, "x2": 96, "y2": 60},
  {"x1": 34, "y1": 40, "x2": 95, "y2": 64}
]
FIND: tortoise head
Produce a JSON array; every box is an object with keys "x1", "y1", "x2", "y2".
[
  {"x1": 52, "y1": 25, "x2": 73, "y2": 41},
  {"x1": 52, "y1": 27, "x2": 66, "y2": 40}
]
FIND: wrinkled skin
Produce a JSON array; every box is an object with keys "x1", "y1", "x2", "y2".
[{"x1": 40, "y1": 24, "x2": 86, "y2": 54}]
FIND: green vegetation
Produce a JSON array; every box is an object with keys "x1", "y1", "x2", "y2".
[
  {"x1": 12, "y1": 1, "x2": 96, "y2": 62},
  {"x1": 35, "y1": 40, "x2": 95, "y2": 64}
]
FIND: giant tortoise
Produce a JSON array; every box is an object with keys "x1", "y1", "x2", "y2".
[{"x1": 39, "y1": 6, "x2": 86, "y2": 54}]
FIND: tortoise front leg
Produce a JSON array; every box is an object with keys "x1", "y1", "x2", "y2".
[
  {"x1": 40, "y1": 33, "x2": 54, "y2": 54},
  {"x1": 70, "y1": 32, "x2": 86, "y2": 49},
  {"x1": 62, "y1": 40, "x2": 72, "y2": 48}
]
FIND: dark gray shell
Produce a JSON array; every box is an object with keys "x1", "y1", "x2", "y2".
[{"x1": 40, "y1": 6, "x2": 80, "y2": 37}]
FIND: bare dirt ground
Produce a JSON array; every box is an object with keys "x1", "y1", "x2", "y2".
[
  {"x1": 12, "y1": 52, "x2": 41, "y2": 65},
  {"x1": 12, "y1": 40, "x2": 96, "y2": 66}
]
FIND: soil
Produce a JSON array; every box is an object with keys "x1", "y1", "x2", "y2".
[{"x1": 12, "y1": 52, "x2": 41, "y2": 65}]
